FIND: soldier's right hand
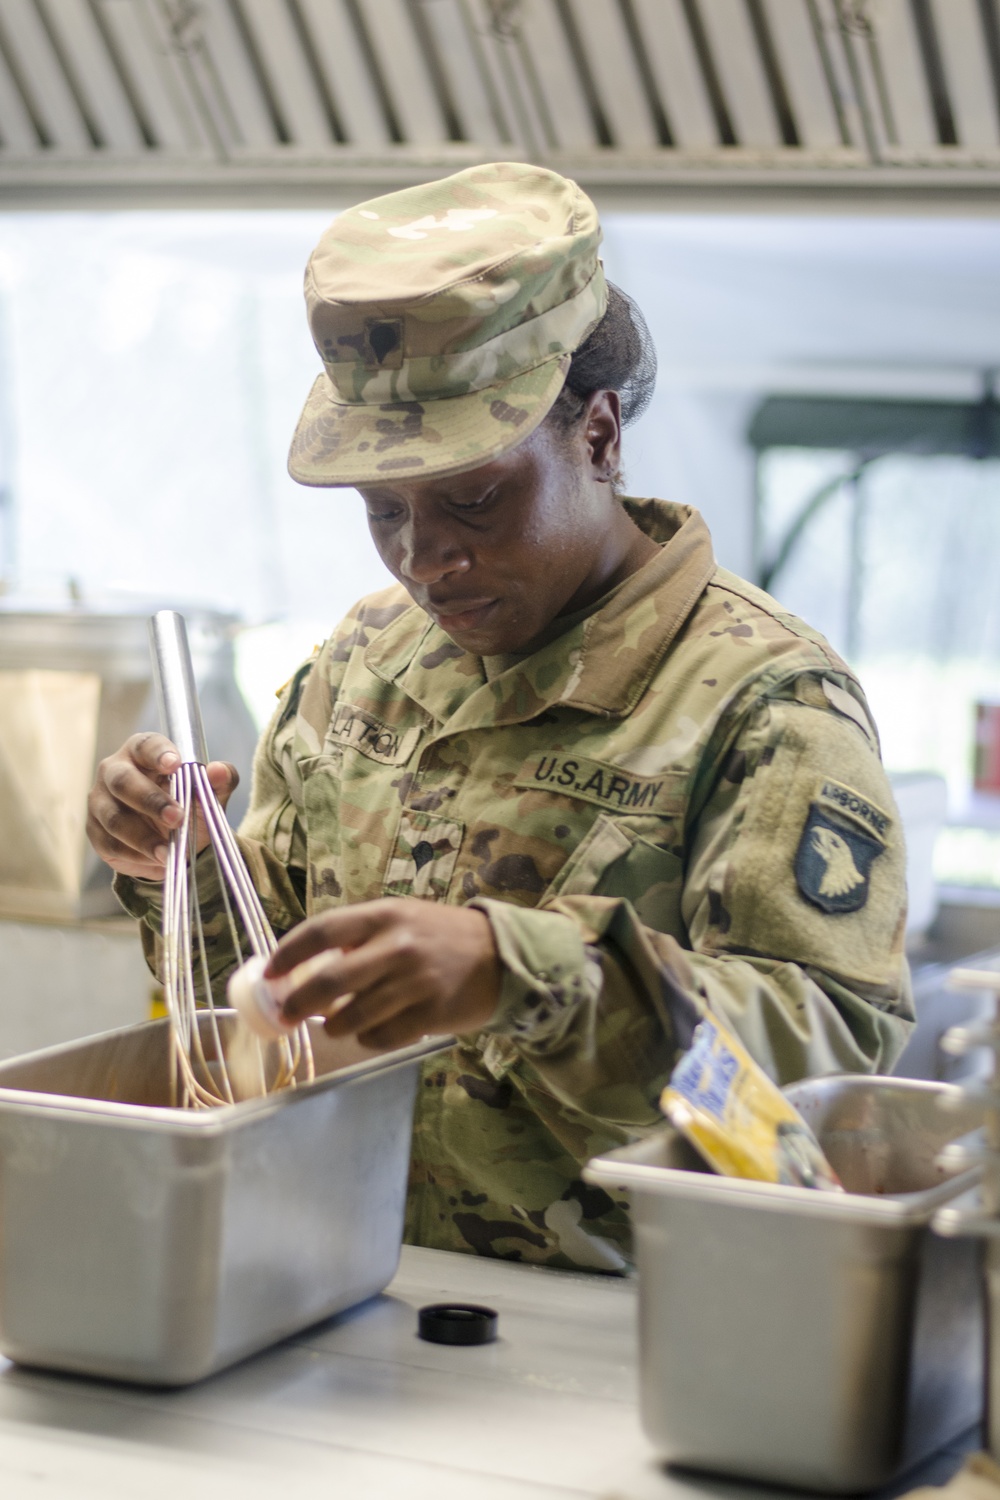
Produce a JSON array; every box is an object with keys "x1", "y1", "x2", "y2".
[{"x1": 86, "y1": 733, "x2": 238, "y2": 883}]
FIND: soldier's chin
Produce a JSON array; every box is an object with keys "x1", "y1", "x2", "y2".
[
  {"x1": 433, "y1": 601, "x2": 502, "y2": 647},
  {"x1": 432, "y1": 600, "x2": 554, "y2": 657}
]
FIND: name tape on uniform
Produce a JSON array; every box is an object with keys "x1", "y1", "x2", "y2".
[
  {"x1": 329, "y1": 702, "x2": 421, "y2": 765},
  {"x1": 514, "y1": 752, "x2": 676, "y2": 814}
]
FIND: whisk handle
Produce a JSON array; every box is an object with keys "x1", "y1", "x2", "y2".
[{"x1": 149, "y1": 610, "x2": 209, "y2": 765}]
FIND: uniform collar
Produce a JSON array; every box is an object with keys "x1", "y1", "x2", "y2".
[{"x1": 364, "y1": 499, "x2": 716, "y2": 728}]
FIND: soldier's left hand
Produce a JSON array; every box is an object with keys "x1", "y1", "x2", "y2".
[{"x1": 266, "y1": 899, "x2": 501, "y2": 1048}]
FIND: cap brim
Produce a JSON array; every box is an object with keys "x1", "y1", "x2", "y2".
[{"x1": 287, "y1": 355, "x2": 570, "y2": 488}]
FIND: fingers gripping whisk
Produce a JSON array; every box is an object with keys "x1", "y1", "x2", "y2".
[{"x1": 149, "y1": 611, "x2": 314, "y2": 1108}]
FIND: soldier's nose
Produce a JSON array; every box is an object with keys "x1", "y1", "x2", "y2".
[{"x1": 399, "y1": 525, "x2": 471, "y2": 584}]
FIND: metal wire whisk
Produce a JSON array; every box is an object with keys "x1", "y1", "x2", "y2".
[{"x1": 149, "y1": 610, "x2": 314, "y2": 1109}]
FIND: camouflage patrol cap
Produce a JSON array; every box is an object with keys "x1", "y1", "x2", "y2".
[{"x1": 288, "y1": 162, "x2": 607, "y2": 488}]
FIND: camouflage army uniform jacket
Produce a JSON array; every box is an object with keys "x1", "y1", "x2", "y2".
[{"x1": 120, "y1": 499, "x2": 914, "y2": 1274}]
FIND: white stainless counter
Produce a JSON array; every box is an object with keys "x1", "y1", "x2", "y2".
[{"x1": 0, "y1": 1244, "x2": 977, "y2": 1500}]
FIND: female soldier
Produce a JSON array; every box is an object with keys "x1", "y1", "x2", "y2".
[{"x1": 88, "y1": 163, "x2": 913, "y2": 1273}]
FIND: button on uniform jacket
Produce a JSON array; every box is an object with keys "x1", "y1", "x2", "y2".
[{"x1": 120, "y1": 499, "x2": 913, "y2": 1272}]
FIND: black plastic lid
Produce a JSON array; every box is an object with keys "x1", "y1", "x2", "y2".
[{"x1": 417, "y1": 1302, "x2": 498, "y2": 1346}]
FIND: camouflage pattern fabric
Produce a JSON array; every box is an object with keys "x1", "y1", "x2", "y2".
[
  {"x1": 288, "y1": 162, "x2": 607, "y2": 488},
  {"x1": 118, "y1": 500, "x2": 914, "y2": 1274}
]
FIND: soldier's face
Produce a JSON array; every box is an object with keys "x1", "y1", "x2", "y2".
[{"x1": 358, "y1": 392, "x2": 634, "y2": 656}]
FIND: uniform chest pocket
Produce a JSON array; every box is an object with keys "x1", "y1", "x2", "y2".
[
  {"x1": 545, "y1": 813, "x2": 685, "y2": 930},
  {"x1": 301, "y1": 749, "x2": 414, "y2": 908},
  {"x1": 385, "y1": 809, "x2": 464, "y2": 902},
  {"x1": 299, "y1": 752, "x2": 348, "y2": 908}
]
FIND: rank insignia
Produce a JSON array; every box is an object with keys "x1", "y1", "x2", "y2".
[
  {"x1": 795, "y1": 805, "x2": 884, "y2": 914},
  {"x1": 363, "y1": 316, "x2": 404, "y2": 368}
]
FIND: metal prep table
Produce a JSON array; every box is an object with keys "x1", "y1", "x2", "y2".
[{"x1": 0, "y1": 1244, "x2": 978, "y2": 1500}]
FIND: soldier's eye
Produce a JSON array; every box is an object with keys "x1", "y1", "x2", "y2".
[{"x1": 451, "y1": 488, "x2": 495, "y2": 513}]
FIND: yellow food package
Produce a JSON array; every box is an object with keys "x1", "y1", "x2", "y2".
[{"x1": 661, "y1": 1015, "x2": 843, "y2": 1191}]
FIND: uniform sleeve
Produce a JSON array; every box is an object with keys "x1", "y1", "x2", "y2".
[{"x1": 473, "y1": 682, "x2": 914, "y2": 1126}]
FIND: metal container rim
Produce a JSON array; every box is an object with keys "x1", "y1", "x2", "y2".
[
  {"x1": 584, "y1": 1090, "x2": 983, "y2": 1228},
  {"x1": 0, "y1": 1016, "x2": 453, "y2": 1134},
  {"x1": 584, "y1": 1151, "x2": 981, "y2": 1224}
]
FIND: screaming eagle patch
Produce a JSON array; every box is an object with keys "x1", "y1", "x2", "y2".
[{"x1": 795, "y1": 781, "x2": 890, "y2": 915}]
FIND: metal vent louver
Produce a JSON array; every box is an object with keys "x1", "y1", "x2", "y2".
[{"x1": 0, "y1": 0, "x2": 998, "y2": 199}]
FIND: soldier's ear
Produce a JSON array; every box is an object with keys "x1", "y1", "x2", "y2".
[{"x1": 581, "y1": 390, "x2": 621, "y2": 481}]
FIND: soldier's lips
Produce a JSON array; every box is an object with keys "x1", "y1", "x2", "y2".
[{"x1": 428, "y1": 599, "x2": 499, "y2": 633}]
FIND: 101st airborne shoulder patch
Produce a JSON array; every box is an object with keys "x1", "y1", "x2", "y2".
[{"x1": 795, "y1": 778, "x2": 890, "y2": 915}]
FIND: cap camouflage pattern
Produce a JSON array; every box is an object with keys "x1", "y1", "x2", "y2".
[{"x1": 287, "y1": 162, "x2": 607, "y2": 488}]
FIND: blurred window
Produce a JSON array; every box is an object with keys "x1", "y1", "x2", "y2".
[
  {"x1": 756, "y1": 443, "x2": 1000, "y2": 886},
  {"x1": 0, "y1": 211, "x2": 395, "y2": 725}
]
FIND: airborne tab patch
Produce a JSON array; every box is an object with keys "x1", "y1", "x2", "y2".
[
  {"x1": 815, "y1": 778, "x2": 891, "y2": 840},
  {"x1": 796, "y1": 805, "x2": 884, "y2": 915}
]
